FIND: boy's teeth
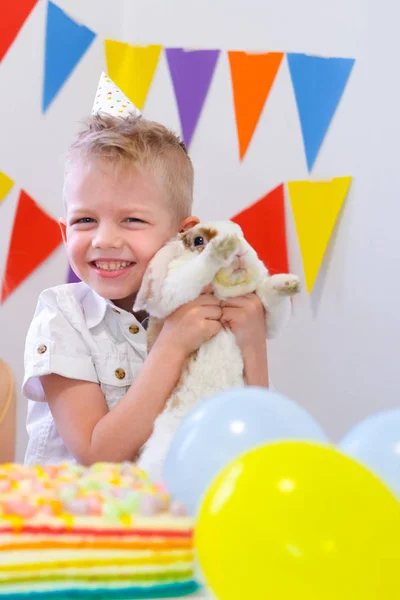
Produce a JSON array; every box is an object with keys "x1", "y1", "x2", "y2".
[{"x1": 94, "y1": 261, "x2": 131, "y2": 271}]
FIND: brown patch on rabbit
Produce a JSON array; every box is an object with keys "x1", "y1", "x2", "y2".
[
  {"x1": 169, "y1": 350, "x2": 199, "y2": 410},
  {"x1": 146, "y1": 317, "x2": 164, "y2": 353},
  {"x1": 181, "y1": 227, "x2": 218, "y2": 252},
  {"x1": 200, "y1": 227, "x2": 218, "y2": 241}
]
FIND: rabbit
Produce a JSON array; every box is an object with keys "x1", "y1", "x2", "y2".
[{"x1": 133, "y1": 221, "x2": 300, "y2": 481}]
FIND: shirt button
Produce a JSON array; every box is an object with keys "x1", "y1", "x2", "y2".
[
  {"x1": 129, "y1": 324, "x2": 140, "y2": 334},
  {"x1": 37, "y1": 344, "x2": 47, "y2": 355},
  {"x1": 115, "y1": 368, "x2": 126, "y2": 380},
  {"x1": 112, "y1": 308, "x2": 121, "y2": 314}
]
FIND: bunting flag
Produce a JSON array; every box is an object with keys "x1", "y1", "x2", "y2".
[
  {"x1": 287, "y1": 54, "x2": 355, "y2": 171},
  {"x1": 232, "y1": 184, "x2": 289, "y2": 275},
  {"x1": 43, "y1": 1, "x2": 96, "y2": 112},
  {"x1": 0, "y1": 172, "x2": 14, "y2": 204},
  {"x1": 1, "y1": 191, "x2": 62, "y2": 302},
  {"x1": 165, "y1": 48, "x2": 220, "y2": 148},
  {"x1": 0, "y1": 0, "x2": 38, "y2": 62},
  {"x1": 288, "y1": 176, "x2": 352, "y2": 293},
  {"x1": 104, "y1": 40, "x2": 162, "y2": 111},
  {"x1": 228, "y1": 51, "x2": 284, "y2": 160}
]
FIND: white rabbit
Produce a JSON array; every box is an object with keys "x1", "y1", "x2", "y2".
[{"x1": 133, "y1": 221, "x2": 300, "y2": 481}]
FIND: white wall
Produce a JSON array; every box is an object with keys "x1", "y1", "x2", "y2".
[{"x1": 1, "y1": 0, "x2": 399, "y2": 461}]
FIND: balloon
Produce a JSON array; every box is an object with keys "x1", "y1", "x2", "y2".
[
  {"x1": 196, "y1": 442, "x2": 400, "y2": 600},
  {"x1": 164, "y1": 387, "x2": 328, "y2": 515},
  {"x1": 339, "y1": 409, "x2": 400, "y2": 499}
]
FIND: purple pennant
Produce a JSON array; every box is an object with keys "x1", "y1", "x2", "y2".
[
  {"x1": 67, "y1": 265, "x2": 80, "y2": 284},
  {"x1": 165, "y1": 48, "x2": 220, "y2": 148}
]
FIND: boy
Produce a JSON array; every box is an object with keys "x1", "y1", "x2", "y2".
[{"x1": 23, "y1": 74, "x2": 268, "y2": 467}]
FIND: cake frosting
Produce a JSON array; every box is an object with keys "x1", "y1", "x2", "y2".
[{"x1": 0, "y1": 463, "x2": 198, "y2": 598}]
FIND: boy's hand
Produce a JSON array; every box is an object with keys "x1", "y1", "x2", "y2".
[
  {"x1": 221, "y1": 294, "x2": 269, "y2": 386},
  {"x1": 221, "y1": 294, "x2": 266, "y2": 353},
  {"x1": 158, "y1": 294, "x2": 222, "y2": 358}
]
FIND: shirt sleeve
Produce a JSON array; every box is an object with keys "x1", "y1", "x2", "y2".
[{"x1": 23, "y1": 288, "x2": 99, "y2": 402}]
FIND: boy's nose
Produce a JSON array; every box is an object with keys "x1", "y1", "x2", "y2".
[{"x1": 92, "y1": 225, "x2": 123, "y2": 249}]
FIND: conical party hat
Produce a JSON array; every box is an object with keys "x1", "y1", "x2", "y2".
[{"x1": 92, "y1": 72, "x2": 141, "y2": 118}]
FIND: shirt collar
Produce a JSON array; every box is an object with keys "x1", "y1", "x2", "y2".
[{"x1": 83, "y1": 288, "x2": 126, "y2": 329}]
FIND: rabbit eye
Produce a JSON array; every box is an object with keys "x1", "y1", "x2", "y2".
[{"x1": 194, "y1": 236, "x2": 205, "y2": 247}]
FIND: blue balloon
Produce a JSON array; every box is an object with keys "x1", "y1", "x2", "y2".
[
  {"x1": 163, "y1": 386, "x2": 329, "y2": 515},
  {"x1": 338, "y1": 409, "x2": 400, "y2": 499}
]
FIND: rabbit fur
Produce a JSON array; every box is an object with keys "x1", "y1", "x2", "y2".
[{"x1": 133, "y1": 221, "x2": 300, "y2": 481}]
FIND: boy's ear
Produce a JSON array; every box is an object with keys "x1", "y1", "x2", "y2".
[
  {"x1": 59, "y1": 219, "x2": 67, "y2": 244},
  {"x1": 179, "y1": 215, "x2": 199, "y2": 233}
]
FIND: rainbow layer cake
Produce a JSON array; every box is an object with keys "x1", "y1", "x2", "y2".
[{"x1": 0, "y1": 463, "x2": 199, "y2": 598}]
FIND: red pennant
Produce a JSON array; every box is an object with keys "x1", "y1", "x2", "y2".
[
  {"x1": 0, "y1": 0, "x2": 38, "y2": 62},
  {"x1": 1, "y1": 190, "x2": 62, "y2": 302},
  {"x1": 232, "y1": 184, "x2": 289, "y2": 275}
]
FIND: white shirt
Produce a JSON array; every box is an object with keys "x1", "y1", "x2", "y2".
[{"x1": 23, "y1": 282, "x2": 147, "y2": 465}]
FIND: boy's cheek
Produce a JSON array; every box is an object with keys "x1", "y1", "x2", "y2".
[{"x1": 137, "y1": 238, "x2": 168, "y2": 263}]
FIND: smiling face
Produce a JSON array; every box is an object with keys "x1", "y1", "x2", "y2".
[{"x1": 61, "y1": 158, "x2": 197, "y2": 310}]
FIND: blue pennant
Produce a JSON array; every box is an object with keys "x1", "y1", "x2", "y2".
[
  {"x1": 287, "y1": 53, "x2": 355, "y2": 171},
  {"x1": 43, "y1": 1, "x2": 96, "y2": 112}
]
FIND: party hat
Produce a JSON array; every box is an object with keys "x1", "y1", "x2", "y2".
[{"x1": 91, "y1": 72, "x2": 141, "y2": 118}]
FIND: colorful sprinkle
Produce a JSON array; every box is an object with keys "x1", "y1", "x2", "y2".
[{"x1": 0, "y1": 463, "x2": 176, "y2": 524}]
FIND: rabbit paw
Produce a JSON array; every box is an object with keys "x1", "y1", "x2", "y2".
[
  {"x1": 270, "y1": 274, "x2": 301, "y2": 296},
  {"x1": 209, "y1": 234, "x2": 240, "y2": 263}
]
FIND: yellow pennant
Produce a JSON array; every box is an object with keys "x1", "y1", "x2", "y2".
[
  {"x1": 0, "y1": 171, "x2": 14, "y2": 204},
  {"x1": 288, "y1": 176, "x2": 352, "y2": 293},
  {"x1": 104, "y1": 40, "x2": 162, "y2": 110}
]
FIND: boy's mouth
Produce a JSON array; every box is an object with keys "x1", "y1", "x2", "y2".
[{"x1": 91, "y1": 260, "x2": 135, "y2": 272}]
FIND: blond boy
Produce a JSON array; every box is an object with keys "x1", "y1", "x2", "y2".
[{"x1": 23, "y1": 96, "x2": 268, "y2": 467}]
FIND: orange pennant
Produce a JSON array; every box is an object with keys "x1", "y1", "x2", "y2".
[
  {"x1": 232, "y1": 184, "x2": 289, "y2": 275},
  {"x1": 228, "y1": 51, "x2": 284, "y2": 160},
  {"x1": 1, "y1": 191, "x2": 62, "y2": 302}
]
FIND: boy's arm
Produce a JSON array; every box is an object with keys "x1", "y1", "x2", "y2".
[
  {"x1": 242, "y1": 344, "x2": 269, "y2": 387},
  {"x1": 42, "y1": 337, "x2": 184, "y2": 464},
  {"x1": 221, "y1": 293, "x2": 269, "y2": 388},
  {"x1": 41, "y1": 294, "x2": 222, "y2": 465}
]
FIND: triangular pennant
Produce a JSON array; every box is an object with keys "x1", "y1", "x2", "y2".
[
  {"x1": 228, "y1": 51, "x2": 284, "y2": 160},
  {"x1": 287, "y1": 54, "x2": 355, "y2": 171},
  {"x1": 0, "y1": 172, "x2": 14, "y2": 204},
  {"x1": 165, "y1": 48, "x2": 220, "y2": 148},
  {"x1": 288, "y1": 176, "x2": 352, "y2": 293},
  {"x1": 0, "y1": 0, "x2": 38, "y2": 62},
  {"x1": 104, "y1": 40, "x2": 162, "y2": 111},
  {"x1": 1, "y1": 191, "x2": 62, "y2": 302},
  {"x1": 232, "y1": 184, "x2": 289, "y2": 275},
  {"x1": 67, "y1": 265, "x2": 80, "y2": 284},
  {"x1": 43, "y1": 2, "x2": 96, "y2": 112}
]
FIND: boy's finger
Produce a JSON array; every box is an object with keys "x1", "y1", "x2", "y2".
[
  {"x1": 196, "y1": 293, "x2": 220, "y2": 306},
  {"x1": 201, "y1": 284, "x2": 213, "y2": 294},
  {"x1": 203, "y1": 305, "x2": 223, "y2": 320}
]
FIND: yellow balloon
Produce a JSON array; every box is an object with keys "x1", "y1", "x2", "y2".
[{"x1": 195, "y1": 442, "x2": 400, "y2": 600}]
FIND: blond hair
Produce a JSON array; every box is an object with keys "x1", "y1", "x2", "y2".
[{"x1": 64, "y1": 113, "x2": 194, "y2": 220}]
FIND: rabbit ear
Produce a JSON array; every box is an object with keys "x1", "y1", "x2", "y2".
[{"x1": 133, "y1": 239, "x2": 184, "y2": 313}]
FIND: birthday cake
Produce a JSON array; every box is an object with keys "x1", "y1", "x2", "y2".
[{"x1": 0, "y1": 463, "x2": 198, "y2": 598}]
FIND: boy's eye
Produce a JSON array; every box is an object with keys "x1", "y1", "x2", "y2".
[
  {"x1": 125, "y1": 217, "x2": 145, "y2": 223},
  {"x1": 74, "y1": 218, "x2": 95, "y2": 224}
]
